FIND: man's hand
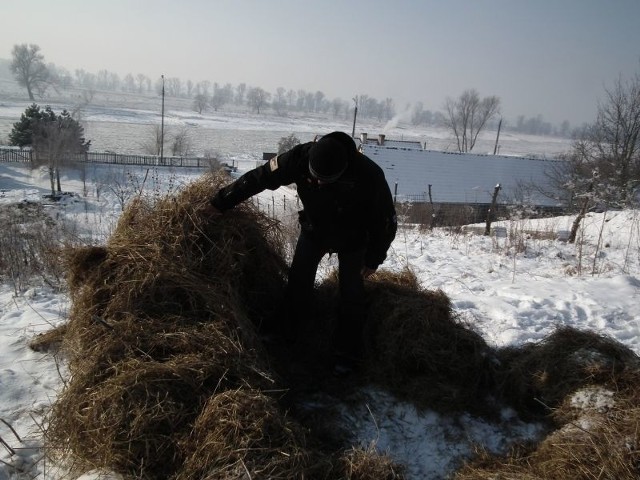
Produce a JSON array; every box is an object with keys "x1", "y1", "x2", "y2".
[{"x1": 361, "y1": 267, "x2": 377, "y2": 279}]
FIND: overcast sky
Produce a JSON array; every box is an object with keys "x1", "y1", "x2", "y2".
[{"x1": 2, "y1": 0, "x2": 639, "y2": 126}]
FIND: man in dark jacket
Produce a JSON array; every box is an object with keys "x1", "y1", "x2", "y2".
[{"x1": 210, "y1": 131, "x2": 397, "y2": 358}]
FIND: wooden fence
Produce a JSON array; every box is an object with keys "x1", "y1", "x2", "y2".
[{"x1": 0, "y1": 147, "x2": 217, "y2": 169}]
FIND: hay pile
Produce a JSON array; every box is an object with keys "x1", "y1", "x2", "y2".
[
  {"x1": 455, "y1": 328, "x2": 640, "y2": 479},
  {"x1": 496, "y1": 327, "x2": 640, "y2": 418},
  {"x1": 362, "y1": 269, "x2": 496, "y2": 414},
  {"x1": 44, "y1": 173, "x2": 403, "y2": 479},
  {"x1": 38, "y1": 170, "x2": 640, "y2": 479}
]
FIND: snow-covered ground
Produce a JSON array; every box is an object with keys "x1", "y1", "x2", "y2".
[{"x1": 1, "y1": 104, "x2": 637, "y2": 479}]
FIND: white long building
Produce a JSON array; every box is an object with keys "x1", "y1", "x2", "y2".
[{"x1": 358, "y1": 133, "x2": 564, "y2": 209}]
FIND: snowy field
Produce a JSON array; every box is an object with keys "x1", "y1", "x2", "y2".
[
  {"x1": 1, "y1": 101, "x2": 638, "y2": 479},
  {"x1": 0, "y1": 84, "x2": 572, "y2": 159}
]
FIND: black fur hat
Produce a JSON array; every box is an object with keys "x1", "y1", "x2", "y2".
[{"x1": 308, "y1": 132, "x2": 355, "y2": 182}]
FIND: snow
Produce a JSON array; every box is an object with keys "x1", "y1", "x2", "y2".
[
  {"x1": 570, "y1": 387, "x2": 615, "y2": 413},
  {"x1": 1, "y1": 103, "x2": 639, "y2": 479}
]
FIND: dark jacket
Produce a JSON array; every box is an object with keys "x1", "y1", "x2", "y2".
[{"x1": 212, "y1": 141, "x2": 397, "y2": 269}]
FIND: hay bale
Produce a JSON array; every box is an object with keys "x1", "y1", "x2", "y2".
[{"x1": 363, "y1": 269, "x2": 496, "y2": 414}]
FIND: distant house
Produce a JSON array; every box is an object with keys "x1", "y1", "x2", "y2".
[{"x1": 358, "y1": 133, "x2": 565, "y2": 223}]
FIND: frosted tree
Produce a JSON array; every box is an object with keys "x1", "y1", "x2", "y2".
[
  {"x1": 444, "y1": 89, "x2": 500, "y2": 152},
  {"x1": 247, "y1": 87, "x2": 271, "y2": 114},
  {"x1": 10, "y1": 44, "x2": 50, "y2": 100}
]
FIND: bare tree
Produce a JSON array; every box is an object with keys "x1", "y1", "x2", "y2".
[
  {"x1": 104, "y1": 168, "x2": 142, "y2": 211},
  {"x1": 193, "y1": 93, "x2": 209, "y2": 114},
  {"x1": 331, "y1": 98, "x2": 345, "y2": 118},
  {"x1": 136, "y1": 73, "x2": 149, "y2": 93},
  {"x1": 123, "y1": 73, "x2": 135, "y2": 92},
  {"x1": 382, "y1": 98, "x2": 396, "y2": 121},
  {"x1": 277, "y1": 133, "x2": 300, "y2": 154},
  {"x1": 304, "y1": 92, "x2": 315, "y2": 113},
  {"x1": 210, "y1": 83, "x2": 233, "y2": 111},
  {"x1": 170, "y1": 126, "x2": 193, "y2": 157},
  {"x1": 235, "y1": 83, "x2": 247, "y2": 105},
  {"x1": 561, "y1": 70, "x2": 640, "y2": 211},
  {"x1": 197, "y1": 80, "x2": 211, "y2": 97},
  {"x1": 10, "y1": 44, "x2": 50, "y2": 100},
  {"x1": 272, "y1": 87, "x2": 287, "y2": 116},
  {"x1": 314, "y1": 91, "x2": 325, "y2": 113},
  {"x1": 286, "y1": 89, "x2": 297, "y2": 108},
  {"x1": 247, "y1": 87, "x2": 271, "y2": 114},
  {"x1": 587, "y1": 73, "x2": 640, "y2": 205},
  {"x1": 10, "y1": 104, "x2": 89, "y2": 197},
  {"x1": 165, "y1": 77, "x2": 182, "y2": 97},
  {"x1": 445, "y1": 89, "x2": 501, "y2": 152},
  {"x1": 140, "y1": 125, "x2": 164, "y2": 156},
  {"x1": 31, "y1": 110, "x2": 90, "y2": 196},
  {"x1": 296, "y1": 89, "x2": 306, "y2": 111}
]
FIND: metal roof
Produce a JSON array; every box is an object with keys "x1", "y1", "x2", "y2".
[{"x1": 361, "y1": 143, "x2": 563, "y2": 207}]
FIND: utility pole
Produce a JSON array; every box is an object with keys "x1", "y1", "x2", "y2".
[
  {"x1": 160, "y1": 74, "x2": 165, "y2": 164},
  {"x1": 351, "y1": 96, "x2": 359, "y2": 139},
  {"x1": 493, "y1": 117, "x2": 502, "y2": 155}
]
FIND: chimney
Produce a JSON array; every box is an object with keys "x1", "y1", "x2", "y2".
[
  {"x1": 378, "y1": 134, "x2": 386, "y2": 145},
  {"x1": 360, "y1": 132, "x2": 368, "y2": 144}
]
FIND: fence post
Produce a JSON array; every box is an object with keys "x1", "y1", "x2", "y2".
[
  {"x1": 428, "y1": 184, "x2": 436, "y2": 230},
  {"x1": 484, "y1": 183, "x2": 501, "y2": 236}
]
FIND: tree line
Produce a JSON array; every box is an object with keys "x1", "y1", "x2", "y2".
[
  {"x1": 9, "y1": 44, "x2": 399, "y2": 123},
  {"x1": 9, "y1": 42, "x2": 638, "y2": 219},
  {"x1": 9, "y1": 43, "x2": 576, "y2": 138}
]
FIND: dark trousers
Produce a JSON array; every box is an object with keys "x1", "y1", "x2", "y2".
[{"x1": 284, "y1": 231, "x2": 366, "y2": 355}]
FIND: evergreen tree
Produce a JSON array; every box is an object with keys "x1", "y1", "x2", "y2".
[
  {"x1": 9, "y1": 104, "x2": 89, "y2": 151},
  {"x1": 9, "y1": 104, "x2": 91, "y2": 196},
  {"x1": 8, "y1": 103, "x2": 47, "y2": 146}
]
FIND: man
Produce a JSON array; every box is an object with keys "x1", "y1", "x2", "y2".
[{"x1": 210, "y1": 131, "x2": 397, "y2": 359}]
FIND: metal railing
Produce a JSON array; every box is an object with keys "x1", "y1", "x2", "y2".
[{"x1": 0, "y1": 146, "x2": 215, "y2": 168}]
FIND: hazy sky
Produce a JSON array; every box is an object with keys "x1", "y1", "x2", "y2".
[{"x1": 2, "y1": 0, "x2": 639, "y2": 126}]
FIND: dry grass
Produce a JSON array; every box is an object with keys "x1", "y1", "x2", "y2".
[
  {"x1": 42, "y1": 172, "x2": 406, "y2": 479},
  {"x1": 362, "y1": 268, "x2": 497, "y2": 414},
  {"x1": 340, "y1": 444, "x2": 405, "y2": 480},
  {"x1": 456, "y1": 397, "x2": 640, "y2": 479},
  {"x1": 35, "y1": 170, "x2": 640, "y2": 479},
  {"x1": 176, "y1": 388, "x2": 318, "y2": 479},
  {"x1": 29, "y1": 324, "x2": 67, "y2": 353},
  {"x1": 456, "y1": 330, "x2": 640, "y2": 479},
  {"x1": 495, "y1": 326, "x2": 640, "y2": 418}
]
